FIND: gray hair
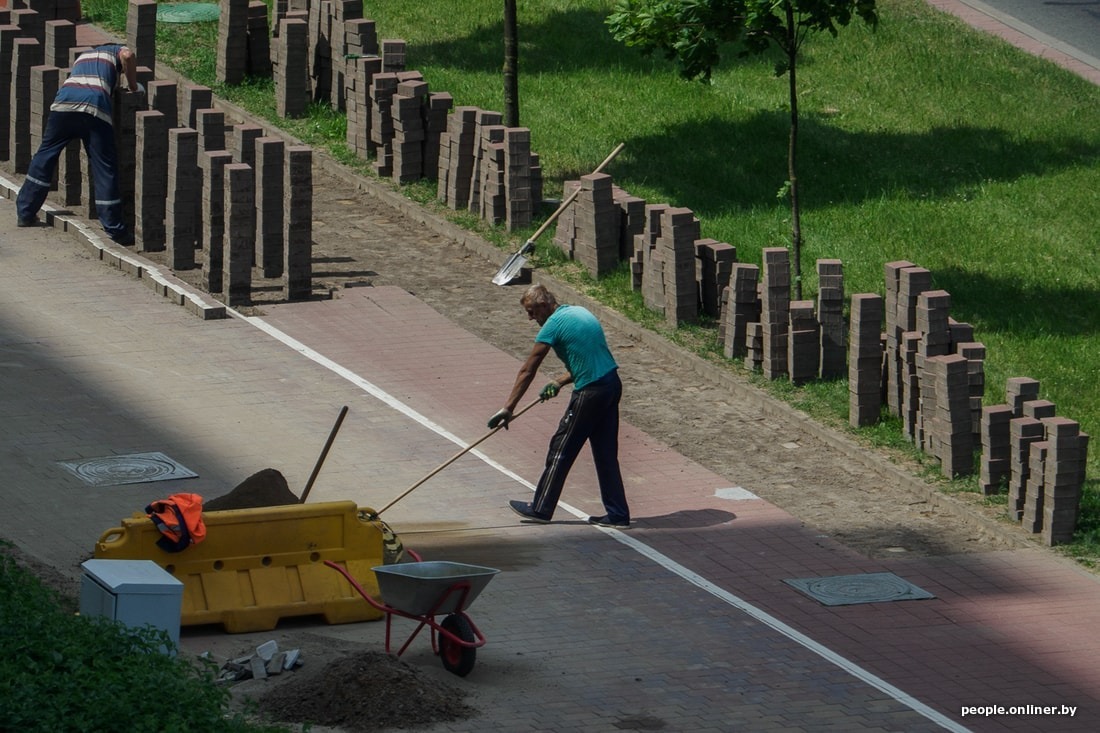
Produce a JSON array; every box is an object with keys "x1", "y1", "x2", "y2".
[{"x1": 521, "y1": 284, "x2": 558, "y2": 309}]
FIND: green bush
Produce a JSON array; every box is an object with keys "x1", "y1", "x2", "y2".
[{"x1": 0, "y1": 546, "x2": 285, "y2": 732}]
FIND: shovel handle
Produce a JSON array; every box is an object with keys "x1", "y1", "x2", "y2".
[
  {"x1": 527, "y1": 142, "x2": 625, "y2": 244},
  {"x1": 376, "y1": 396, "x2": 543, "y2": 515}
]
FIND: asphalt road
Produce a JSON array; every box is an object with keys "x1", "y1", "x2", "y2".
[{"x1": 958, "y1": 0, "x2": 1100, "y2": 68}]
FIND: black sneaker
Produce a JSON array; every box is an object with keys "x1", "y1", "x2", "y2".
[
  {"x1": 588, "y1": 515, "x2": 630, "y2": 529},
  {"x1": 111, "y1": 231, "x2": 135, "y2": 246},
  {"x1": 17, "y1": 216, "x2": 37, "y2": 228},
  {"x1": 509, "y1": 500, "x2": 550, "y2": 524}
]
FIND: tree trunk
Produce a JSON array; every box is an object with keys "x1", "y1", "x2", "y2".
[
  {"x1": 785, "y1": 3, "x2": 803, "y2": 300},
  {"x1": 503, "y1": 0, "x2": 520, "y2": 127}
]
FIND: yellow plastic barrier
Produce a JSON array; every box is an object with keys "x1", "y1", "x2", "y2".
[{"x1": 94, "y1": 500, "x2": 385, "y2": 633}]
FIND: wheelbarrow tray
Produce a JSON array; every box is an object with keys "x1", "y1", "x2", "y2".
[{"x1": 372, "y1": 561, "x2": 499, "y2": 617}]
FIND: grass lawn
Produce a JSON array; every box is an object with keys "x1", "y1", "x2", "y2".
[{"x1": 82, "y1": 0, "x2": 1099, "y2": 557}]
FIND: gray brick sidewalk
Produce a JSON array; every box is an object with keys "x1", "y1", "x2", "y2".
[{"x1": 4, "y1": 188, "x2": 1100, "y2": 731}]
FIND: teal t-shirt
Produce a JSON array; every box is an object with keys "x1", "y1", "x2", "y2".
[{"x1": 535, "y1": 305, "x2": 617, "y2": 390}]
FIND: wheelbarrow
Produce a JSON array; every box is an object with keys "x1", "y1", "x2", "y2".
[{"x1": 324, "y1": 559, "x2": 500, "y2": 677}]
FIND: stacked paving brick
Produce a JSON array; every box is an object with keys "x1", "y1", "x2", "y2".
[
  {"x1": 255, "y1": 136, "x2": 285, "y2": 277},
  {"x1": 200, "y1": 150, "x2": 234, "y2": 292},
  {"x1": 181, "y1": 85, "x2": 213, "y2": 128},
  {"x1": 276, "y1": 18, "x2": 308, "y2": 118},
  {"x1": 658, "y1": 208, "x2": 701, "y2": 327},
  {"x1": 223, "y1": 163, "x2": 255, "y2": 306},
  {"x1": 926, "y1": 354, "x2": 973, "y2": 478},
  {"x1": 956, "y1": 340, "x2": 986, "y2": 439},
  {"x1": 0, "y1": 25, "x2": 17, "y2": 162},
  {"x1": 11, "y1": 7, "x2": 41, "y2": 45},
  {"x1": 126, "y1": 0, "x2": 156, "y2": 76},
  {"x1": 196, "y1": 108, "x2": 226, "y2": 158},
  {"x1": 816, "y1": 259, "x2": 845, "y2": 379},
  {"x1": 327, "y1": 0, "x2": 361, "y2": 110},
  {"x1": 503, "y1": 126, "x2": 533, "y2": 230},
  {"x1": 697, "y1": 239, "x2": 736, "y2": 320},
  {"x1": 895, "y1": 266, "x2": 932, "y2": 439},
  {"x1": 10, "y1": 37, "x2": 42, "y2": 173},
  {"x1": 391, "y1": 77, "x2": 428, "y2": 183},
  {"x1": 29, "y1": 64, "x2": 58, "y2": 171},
  {"x1": 979, "y1": 405, "x2": 1013, "y2": 495},
  {"x1": 788, "y1": 300, "x2": 820, "y2": 386},
  {"x1": 882, "y1": 260, "x2": 916, "y2": 415},
  {"x1": 369, "y1": 72, "x2": 399, "y2": 177},
  {"x1": 848, "y1": 293, "x2": 884, "y2": 427},
  {"x1": 1041, "y1": 418, "x2": 1089, "y2": 545},
  {"x1": 465, "y1": 110, "x2": 501, "y2": 214},
  {"x1": 436, "y1": 106, "x2": 478, "y2": 208},
  {"x1": 915, "y1": 289, "x2": 952, "y2": 453},
  {"x1": 566, "y1": 172, "x2": 620, "y2": 278},
  {"x1": 247, "y1": 1, "x2": 272, "y2": 78},
  {"x1": 342, "y1": 19, "x2": 379, "y2": 136},
  {"x1": 760, "y1": 248, "x2": 791, "y2": 380},
  {"x1": 1006, "y1": 378, "x2": 1043, "y2": 519},
  {"x1": 44, "y1": 18, "x2": 75, "y2": 68},
  {"x1": 615, "y1": 189, "x2": 645, "y2": 262},
  {"x1": 719, "y1": 263, "x2": 760, "y2": 360},
  {"x1": 167, "y1": 128, "x2": 199, "y2": 269},
  {"x1": 134, "y1": 110, "x2": 167, "y2": 252},
  {"x1": 744, "y1": 322, "x2": 763, "y2": 371},
  {"x1": 283, "y1": 145, "x2": 313, "y2": 300},
  {"x1": 381, "y1": 39, "x2": 406, "y2": 73},
  {"x1": 148, "y1": 80, "x2": 178, "y2": 130},
  {"x1": 217, "y1": 0, "x2": 250, "y2": 85},
  {"x1": 346, "y1": 54, "x2": 381, "y2": 156},
  {"x1": 633, "y1": 204, "x2": 665, "y2": 304}
]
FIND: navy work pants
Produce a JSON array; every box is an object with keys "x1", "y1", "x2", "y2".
[
  {"x1": 16, "y1": 111, "x2": 126, "y2": 240},
  {"x1": 530, "y1": 370, "x2": 630, "y2": 523}
]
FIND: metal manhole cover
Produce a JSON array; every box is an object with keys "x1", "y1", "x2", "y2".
[
  {"x1": 784, "y1": 572, "x2": 935, "y2": 606},
  {"x1": 157, "y1": 3, "x2": 220, "y2": 24},
  {"x1": 58, "y1": 452, "x2": 198, "y2": 487}
]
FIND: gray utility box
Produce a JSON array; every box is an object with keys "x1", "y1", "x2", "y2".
[{"x1": 80, "y1": 559, "x2": 184, "y2": 650}]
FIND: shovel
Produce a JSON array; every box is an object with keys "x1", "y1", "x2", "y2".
[
  {"x1": 492, "y1": 142, "x2": 626, "y2": 285},
  {"x1": 375, "y1": 396, "x2": 543, "y2": 515}
]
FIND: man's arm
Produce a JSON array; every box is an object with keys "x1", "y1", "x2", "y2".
[
  {"x1": 502, "y1": 342, "x2": 552, "y2": 413},
  {"x1": 119, "y1": 47, "x2": 138, "y2": 92}
]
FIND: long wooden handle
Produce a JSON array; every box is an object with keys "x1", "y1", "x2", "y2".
[
  {"x1": 300, "y1": 405, "x2": 349, "y2": 504},
  {"x1": 527, "y1": 142, "x2": 626, "y2": 244},
  {"x1": 376, "y1": 397, "x2": 543, "y2": 515}
]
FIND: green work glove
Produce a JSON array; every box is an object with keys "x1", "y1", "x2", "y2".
[
  {"x1": 488, "y1": 408, "x2": 513, "y2": 430},
  {"x1": 539, "y1": 382, "x2": 560, "y2": 401}
]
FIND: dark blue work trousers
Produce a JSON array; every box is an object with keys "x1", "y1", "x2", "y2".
[
  {"x1": 16, "y1": 111, "x2": 126, "y2": 240},
  {"x1": 530, "y1": 370, "x2": 630, "y2": 523}
]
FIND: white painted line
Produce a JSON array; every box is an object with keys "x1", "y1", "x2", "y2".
[{"x1": 234, "y1": 310, "x2": 969, "y2": 733}]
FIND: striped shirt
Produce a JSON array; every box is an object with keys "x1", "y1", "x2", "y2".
[{"x1": 50, "y1": 44, "x2": 124, "y2": 125}]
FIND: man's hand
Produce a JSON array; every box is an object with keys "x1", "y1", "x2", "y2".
[
  {"x1": 539, "y1": 382, "x2": 560, "y2": 401},
  {"x1": 488, "y1": 408, "x2": 513, "y2": 430}
]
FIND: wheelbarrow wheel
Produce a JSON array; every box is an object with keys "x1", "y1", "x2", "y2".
[{"x1": 439, "y1": 614, "x2": 477, "y2": 677}]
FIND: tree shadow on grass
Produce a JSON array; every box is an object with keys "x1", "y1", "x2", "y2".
[
  {"x1": 613, "y1": 110, "x2": 1100, "y2": 218},
  {"x1": 927, "y1": 267, "x2": 1098, "y2": 337}
]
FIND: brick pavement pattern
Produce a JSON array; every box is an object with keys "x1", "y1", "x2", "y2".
[{"x1": 2, "y1": 4, "x2": 1100, "y2": 732}]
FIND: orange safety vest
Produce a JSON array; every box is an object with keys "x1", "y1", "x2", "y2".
[{"x1": 146, "y1": 493, "x2": 207, "y2": 552}]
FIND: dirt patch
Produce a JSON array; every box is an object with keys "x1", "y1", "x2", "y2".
[
  {"x1": 256, "y1": 650, "x2": 475, "y2": 732},
  {"x1": 203, "y1": 468, "x2": 301, "y2": 511}
]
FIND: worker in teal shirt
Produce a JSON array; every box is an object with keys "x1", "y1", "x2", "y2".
[{"x1": 490, "y1": 284, "x2": 631, "y2": 528}]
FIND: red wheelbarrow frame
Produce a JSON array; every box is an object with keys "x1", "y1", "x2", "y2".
[{"x1": 323, "y1": 559, "x2": 488, "y2": 672}]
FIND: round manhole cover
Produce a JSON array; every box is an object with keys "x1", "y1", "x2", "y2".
[
  {"x1": 157, "y1": 3, "x2": 221, "y2": 24},
  {"x1": 58, "y1": 452, "x2": 198, "y2": 487}
]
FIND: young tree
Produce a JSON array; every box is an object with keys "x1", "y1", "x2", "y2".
[
  {"x1": 607, "y1": 0, "x2": 877, "y2": 299},
  {"x1": 504, "y1": 0, "x2": 520, "y2": 127}
]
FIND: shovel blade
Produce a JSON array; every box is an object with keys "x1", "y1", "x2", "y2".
[{"x1": 492, "y1": 254, "x2": 528, "y2": 285}]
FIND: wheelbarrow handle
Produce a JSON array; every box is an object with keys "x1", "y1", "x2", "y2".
[{"x1": 376, "y1": 396, "x2": 543, "y2": 515}]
